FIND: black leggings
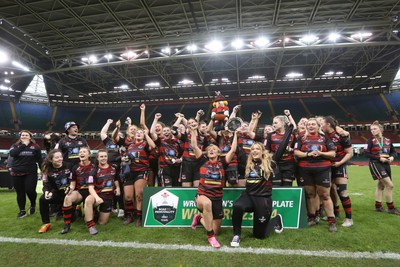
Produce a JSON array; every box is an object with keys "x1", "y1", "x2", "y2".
[
  {"x1": 12, "y1": 173, "x2": 38, "y2": 211},
  {"x1": 232, "y1": 191, "x2": 279, "y2": 239},
  {"x1": 39, "y1": 190, "x2": 65, "y2": 224}
]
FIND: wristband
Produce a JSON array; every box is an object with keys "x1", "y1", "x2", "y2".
[{"x1": 306, "y1": 152, "x2": 309, "y2": 157}]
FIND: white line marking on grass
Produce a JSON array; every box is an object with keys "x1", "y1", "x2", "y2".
[
  {"x1": 349, "y1": 192, "x2": 364, "y2": 196},
  {"x1": 1, "y1": 236, "x2": 399, "y2": 260}
]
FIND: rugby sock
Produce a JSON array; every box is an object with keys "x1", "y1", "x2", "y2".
[
  {"x1": 136, "y1": 210, "x2": 142, "y2": 219},
  {"x1": 316, "y1": 204, "x2": 323, "y2": 217},
  {"x1": 86, "y1": 220, "x2": 96, "y2": 228},
  {"x1": 125, "y1": 200, "x2": 134, "y2": 217},
  {"x1": 62, "y1": 205, "x2": 74, "y2": 225},
  {"x1": 207, "y1": 230, "x2": 215, "y2": 238},
  {"x1": 375, "y1": 201, "x2": 382, "y2": 209},
  {"x1": 196, "y1": 214, "x2": 202, "y2": 225},
  {"x1": 327, "y1": 216, "x2": 336, "y2": 224},
  {"x1": 387, "y1": 202, "x2": 395, "y2": 210},
  {"x1": 334, "y1": 205, "x2": 340, "y2": 217},
  {"x1": 307, "y1": 213, "x2": 316, "y2": 221},
  {"x1": 340, "y1": 196, "x2": 352, "y2": 219}
]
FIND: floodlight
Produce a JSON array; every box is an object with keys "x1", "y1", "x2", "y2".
[
  {"x1": 88, "y1": 55, "x2": 98, "y2": 64},
  {"x1": 286, "y1": 72, "x2": 303, "y2": 78},
  {"x1": 0, "y1": 51, "x2": 9, "y2": 64},
  {"x1": 328, "y1": 32, "x2": 340, "y2": 42},
  {"x1": 300, "y1": 34, "x2": 318, "y2": 44},
  {"x1": 178, "y1": 79, "x2": 194, "y2": 85},
  {"x1": 254, "y1": 37, "x2": 269, "y2": 48},
  {"x1": 231, "y1": 39, "x2": 244, "y2": 49},
  {"x1": 205, "y1": 40, "x2": 223, "y2": 52},
  {"x1": 351, "y1": 32, "x2": 372, "y2": 39},
  {"x1": 161, "y1": 47, "x2": 171, "y2": 54},
  {"x1": 146, "y1": 82, "x2": 160, "y2": 87},
  {"x1": 187, "y1": 44, "x2": 197, "y2": 52},
  {"x1": 104, "y1": 53, "x2": 113, "y2": 60}
]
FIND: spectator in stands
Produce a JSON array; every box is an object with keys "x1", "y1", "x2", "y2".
[
  {"x1": 294, "y1": 118, "x2": 338, "y2": 232},
  {"x1": 321, "y1": 116, "x2": 354, "y2": 227},
  {"x1": 364, "y1": 121, "x2": 400, "y2": 215},
  {"x1": 84, "y1": 150, "x2": 121, "y2": 235},
  {"x1": 55, "y1": 122, "x2": 89, "y2": 165},
  {"x1": 38, "y1": 149, "x2": 72, "y2": 233},
  {"x1": 9, "y1": 130, "x2": 43, "y2": 219},
  {"x1": 189, "y1": 123, "x2": 238, "y2": 248},
  {"x1": 100, "y1": 119, "x2": 125, "y2": 218},
  {"x1": 230, "y1": 123, "x2": 293, "y2": 247}
]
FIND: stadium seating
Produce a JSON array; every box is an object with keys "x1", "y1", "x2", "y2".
[{"x1": 1, "y1": 92, "x2": 400, "y2": 133}]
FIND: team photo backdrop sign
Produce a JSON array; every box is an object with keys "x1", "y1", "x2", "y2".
[{"x1": 143, "y1": 187, "x2": 307, "y2": 228}]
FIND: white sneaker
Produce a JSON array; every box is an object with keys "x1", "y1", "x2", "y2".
[
  {"x1": 342, "y1": 218, "x2": 353, "y2": 227},
  {"x1": 117, "y1": 209, "x2": 125, "y2": 218},
  {"x1": 230, "y1": 235, "x2": 240, "y2": 247}
]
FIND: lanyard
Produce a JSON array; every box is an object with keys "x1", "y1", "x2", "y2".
[{"x1": 374, "y1": 137, "x2": 384, "y2": 151}]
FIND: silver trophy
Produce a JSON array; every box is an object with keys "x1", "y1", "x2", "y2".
[{"x1": 226, "y1": 117, "x2": 243, "y2": 132}]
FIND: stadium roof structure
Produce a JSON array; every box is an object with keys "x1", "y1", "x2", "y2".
[{"x1": 0, "y1": 0, "x2": 399, "y2": 106}]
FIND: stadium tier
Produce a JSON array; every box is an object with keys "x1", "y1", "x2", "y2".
[{"x1": 2, "y1": 92, "x2": 400, "y2": 132}]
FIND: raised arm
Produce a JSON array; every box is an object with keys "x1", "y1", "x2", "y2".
[
  {"x1": 229, "y1": 105, "x2": 241, "y2": 119},
  {"x1": 172, "y1": 113, "x2": 185, "y2": 139},
  {"x1": 189, "y1": 125, "x2": 203, "y2": 159},
  {"x1": 144, "y1": 129, "x2": 156, "y2": 150},
  {"x1": 225, "y1": 131, "x2": 238, "y2": 164},
  {"x1": 249, "y1": 111, "x2": 262, "y2": 133},
  {"x1": 284, "y1": 110, "x2": 297, "y2": 131},
  {"x1": 140, "y1": 104, "x2": 149, "y2": 131},
  {"x1": 112, "y1": 120, "x2": 121, "y2": 144},
  {"x1": 150, "y1": 113, "x2": 162, "y2": 140},
  {"x1": 195, "y1": 109, "x2": 204, "y2": 122},
  {"x1": 100, "y1": 119, "x2": 113, "y2": 141}
]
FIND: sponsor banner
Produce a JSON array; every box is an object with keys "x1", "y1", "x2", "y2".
[{"x1": 143, "y1": 187, "x2": 307, "y2": 228}]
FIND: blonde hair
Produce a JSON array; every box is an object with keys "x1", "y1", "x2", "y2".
[
  {"x1": 245, "y1": 142, "x2": 274, "y2": 180},
  {"x1": 303, "y1": 117, "x2": 324, "y2": 139},
  {"x1": 371, "y1": 120, "x2": 383, "y2": 132},
  {"x1": 273, "y1": 115, "x2": 289, "y2": 129}
]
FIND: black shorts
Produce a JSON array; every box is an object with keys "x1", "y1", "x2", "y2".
[
  {"x1": 226, "y1": 165, "x2": 239, "y2": 185},
  {"x1": 299, "y1": 166, "x2": 331, "y2": 187},
  {"x1": 196, "y1": 194, "x2": 224, "y2": 220},
  {"x1": 159, "y1": 165, "x2": 181, "y2": 187},
  {"x1": 332, "y1": 164, "x2": 348, "y2": 179},
  {"x1": 369, "y1": 161, "x2": 391, "y2": 180},
  {"x1": 97, "y1": 193, "x2": 113, "y2": 213},
  {"x1": 125, "y1": 170, "x2": 148, "y2": 185},
  {"x1": 278, "y1": 161, "x2": 296, "y2": 181},
  {"x1": 77, "y1": 189, "x2": 90, "y2": 202},
  {"x1": 180, "y1": 159, "x2": 201, "y2": 183},
  {"x1": 149, "y1": 158, "x2": 159, "y2": 174}
]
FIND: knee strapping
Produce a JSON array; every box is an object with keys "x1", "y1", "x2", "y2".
[{"x1": 336, "y1": 184, "x2": 347, "y2": 197}]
